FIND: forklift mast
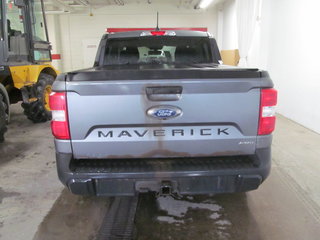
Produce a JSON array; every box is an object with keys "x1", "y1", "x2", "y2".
[{"x1": 0, "y1": 0, "x2": 51, "y2": 66}]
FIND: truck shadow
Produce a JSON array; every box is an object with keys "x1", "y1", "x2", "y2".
[{"x1": 32, "y1": 189, "x2": 262, "y2": 240}]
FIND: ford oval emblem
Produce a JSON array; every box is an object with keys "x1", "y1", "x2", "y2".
[{"x1": 147, "y1": 106, "x2": 182, "y2": 120}]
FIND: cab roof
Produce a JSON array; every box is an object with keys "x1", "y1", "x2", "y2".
[{"x1": 103, "y1": 30, "x2": 212, "y2": 39}]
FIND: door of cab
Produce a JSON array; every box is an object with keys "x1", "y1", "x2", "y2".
[
  {"x1": 0, "y1": 0, "x2": 29, "y2": 63},
  {"x1": 0, "y1": 0, "x2": 51, "y2": 65}
]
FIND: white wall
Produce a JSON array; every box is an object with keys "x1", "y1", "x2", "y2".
[
  {"x1": 48, "y1": 4, "x2": 218, "y2": 72},
  {"x1": 221, "y1": 0, "x2": 237, "y2": 50},
  {"x1": 260, "y1": 0, "x2": 320, "y2": 133},
  {"x1": 221, "y1": 0, "x2": 320, "y2": 133},
  {"x1": 46, "y1": 14, "x2": 62, "y2": 70}
]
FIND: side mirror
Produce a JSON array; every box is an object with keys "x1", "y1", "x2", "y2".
[{"x1": 14, "y1": 0, "x2": 25, "y2": 7}]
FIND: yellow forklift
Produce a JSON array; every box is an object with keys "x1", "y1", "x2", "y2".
[{"x1": 0, "y1": 0, "x2": 59, "y2": 142}]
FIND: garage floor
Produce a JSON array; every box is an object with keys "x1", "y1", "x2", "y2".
[{"x1": 0, "y1": 104, "x2": 320, "y2": 240}]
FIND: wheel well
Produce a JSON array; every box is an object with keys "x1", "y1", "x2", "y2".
[
  {"x1": 0, "y1": 76, "x2": 22, "y2": 104},
  {"x1": 40, "y1": 67, "x2": 58, "y2": 79},
  {"x1": 1, "y1": 76, "x2": 13, "y2": 87}
]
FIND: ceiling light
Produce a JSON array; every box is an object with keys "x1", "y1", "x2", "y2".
[{"x1": 195, "y1": 0, "x2": 215, "y2": 9}]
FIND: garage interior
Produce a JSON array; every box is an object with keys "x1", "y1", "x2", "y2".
[{"x1": 0, "y1": 0, "x2": 320, "y2": 239}]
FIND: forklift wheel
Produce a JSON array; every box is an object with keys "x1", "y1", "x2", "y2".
[
  {"x1": 0, "y1": 94, "x2": 7, "y2": 142},
  {"x1": 22, "y1": 73, "x2": 55, "y2": 123}
]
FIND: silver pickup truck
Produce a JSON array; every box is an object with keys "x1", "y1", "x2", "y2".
[{"x1": 50, "y1": 30, "x2": 277, "y2": 196}]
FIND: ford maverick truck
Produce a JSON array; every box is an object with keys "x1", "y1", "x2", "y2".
[{"x1": 50, "y1": 30, "x2": 277, "y2": 196}]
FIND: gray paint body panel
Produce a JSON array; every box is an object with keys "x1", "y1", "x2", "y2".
[
  {"x1": 53, "y1": 77, "x2": 270, "y2": 159},
  {"x1": 51, "y1": 31, "x2": 275, "y2": 196}
]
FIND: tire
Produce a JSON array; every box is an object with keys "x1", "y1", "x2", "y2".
[
  {"x1": 21, "y1": 73, "x2": 55, "y2": 123},
  {"x1": 0, "y1": 94, "x2": 7, "y2": 143}
]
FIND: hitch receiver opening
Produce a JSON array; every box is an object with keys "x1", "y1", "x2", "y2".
[{"x1": 160, "y1": 181, "x2": 173, "y2": 196}]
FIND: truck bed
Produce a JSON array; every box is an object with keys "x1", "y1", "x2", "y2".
[{"x1": 66, "y1": 63, "x2": 266, "y2": 81}]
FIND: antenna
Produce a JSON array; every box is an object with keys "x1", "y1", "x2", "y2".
[{"x1": 155, "y1": 12, "x2": 160, "y2": 30}]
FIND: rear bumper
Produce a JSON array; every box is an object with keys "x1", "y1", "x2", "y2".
[{"x1": 55, "y1": 147, "x2": 271, "y2": 196}]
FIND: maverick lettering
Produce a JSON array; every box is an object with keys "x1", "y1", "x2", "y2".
[{"x1": 98, "y1": 128, "x2": 229, "y2": 138}]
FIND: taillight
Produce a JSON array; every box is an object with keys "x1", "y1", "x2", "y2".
[
  {"x1": 150, "y1": 31, "x2": 166, "y2": 36},
  {"x1": 258, "y1": 88, "x2": 278, "y2": 135},
  {"x1": 140, "y1": 31, "x2": 176, "y2": 36},
  {"x1": 49, "y1": 92, "x2": 70, "y2": 140}
]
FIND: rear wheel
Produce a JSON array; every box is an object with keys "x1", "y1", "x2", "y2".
[
  {"x1": 22, "y1": 73, "x2": 54, "y2": 123},
  {"x1": 0, "y1": 94, "x2": 8, "y2": 142}
]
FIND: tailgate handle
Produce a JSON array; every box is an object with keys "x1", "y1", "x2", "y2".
[{"x1": 146, "y1": 86, "x2": 182, "y2": 101}]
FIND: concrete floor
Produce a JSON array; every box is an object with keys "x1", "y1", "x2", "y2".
[{"x1": 0, "y1": 104, "x2": 320, "y2": 240}]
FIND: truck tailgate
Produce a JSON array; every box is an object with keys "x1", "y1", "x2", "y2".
[{"x1": 66, "y1": 78, "x2": 263, "y2": 159}]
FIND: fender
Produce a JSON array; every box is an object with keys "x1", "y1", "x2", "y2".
[{"x1": 9, "y1": 64, "x2": 60, "y2": 89}]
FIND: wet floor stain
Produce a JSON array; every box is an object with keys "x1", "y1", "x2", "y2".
[
  {"x1": 32, "y1": 189, "x2": 109, "y2": 240},
  {"x1": 0, "y1": 187, "x2": 20, "y2": 204},
  {"x1": 30, "y1": 176, "x2": 320, "y2": 240},
  {"x1": 20, "y1": 168, "x2": 320, "y2": 240},
  {"x1": 134, "y1": 193, "x2": 262, "y2": 240},
  {"x1": 0, "y1": 104, "x2": 49, "y2": 166},
  {"x1": 34, "y1": 191, "x2": 261, "y2": 240},
  {"x1": 0, "y1": 141, "x2": 33, "y2": 166}
]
